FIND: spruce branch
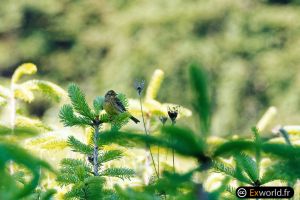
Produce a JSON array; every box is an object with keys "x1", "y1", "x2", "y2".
[
  {"x1": 98, "y1": 150, "x2": 123, "y2": 164},
  {"x1": 67, "y1": 136, "x2": 93, "y2": 155},
  {"x1": 68, "y1": 83, "x2": 94, "y2": 120},
  {"x1": 93, "y1": 96, "x2": 104, "y2": 115},
  {"x1": 235, "y1": 153, "x2": 259, "y2": 185},
  {"x1": 100, "y1": 168, "x2": 135, "y2": 180},
  {"x1": 59, "y1": 104, "x2": 92, "y2": 127},
  {"x1": 110, "y1": 112, "x2": 130, "y2": 131}
]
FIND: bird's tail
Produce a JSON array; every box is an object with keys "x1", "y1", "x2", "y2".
[{"x1": 130, "y1": 116, "x2": 140, "y2": 124}]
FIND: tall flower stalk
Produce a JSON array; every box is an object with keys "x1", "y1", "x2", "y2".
[
  {"x1": 168, "y1": 106, "x2": 179, "y2": 173},
  {"x1": 135, "y1": 80, "x2": 159, "y2": 179},
  {"x1": 158, "y1": 116, "x2": 168, "y2": 177},
  {"x1": 9, "y1": 79, "x2": 16, "y2": 174}
]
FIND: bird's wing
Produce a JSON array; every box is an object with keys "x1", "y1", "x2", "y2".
[{"x1": 115, "y1": 97, "x2": 127, "y2": 112}]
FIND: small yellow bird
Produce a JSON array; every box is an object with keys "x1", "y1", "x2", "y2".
[{"x1": 104, "y1": 90, "x2": 140, "y2": 124}]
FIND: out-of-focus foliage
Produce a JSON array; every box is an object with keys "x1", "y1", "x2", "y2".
[
  {"x1": 0, "y1": 63, "x2": 66, "y2": 142},
  {"x1": 0, "y1": 63, "x2": 65, "y2": 199},
  {"x1": 1, "y1": 0, "x2": 300, "y2": 133},
  {"x1": 0, "y1": 142, "x2": 54, "y2": 200}
]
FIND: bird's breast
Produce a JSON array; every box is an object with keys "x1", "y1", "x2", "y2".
[{"x1": 103, "y1": 100, "x2": 119, "y2": 115}]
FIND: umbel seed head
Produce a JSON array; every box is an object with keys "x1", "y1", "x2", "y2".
[
  {"x1": 134, "y1": 80, "x2": 145, "y2": 96},
  {"x1": 168, "y1": 106, "x2": 179, "y2": 123},
  {"x1": 159, "y1": 116, "x2": 168, "y2": 125}
]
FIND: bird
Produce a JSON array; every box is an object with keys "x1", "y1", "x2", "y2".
[{"x1": 104, "y1": 90, "x2": 140, "y2": 124}]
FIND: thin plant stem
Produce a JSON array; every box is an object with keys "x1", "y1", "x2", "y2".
[
  {"x1": 172, "y1": 120, "x2": 175, "y2": 173},
  {"x1": 139, "y1": 95, "x2": 147, "y2": 136},
  {"x1": 157, "y1": 121, "x2": 166, "y2": 178},
  {"x1": 9, "y1": 81, "x2": 16, "y2": 175},
  {"x1": 157, "y1": 146, "x2": 160, "y2": 178},
  {"x1": 138, "y1": 95, "x2": 159, "y2": 179},
  {"x1": 93, "y1": 125, "x2": 100, "y2": 176}
]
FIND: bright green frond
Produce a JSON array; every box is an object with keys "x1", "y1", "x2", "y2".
[
  {"x1": 64, "y1": 182, "x2": 85, "y2": 199},
  {"x1": 84, "y1": 176, "x2": 105, "y2": 199},
  {"x1": 93, "y1": 96, "x2": 104, "y2": 115},
  {"x1": 161, "y1": 126, "x2": 205, "y2": 157},
  {"x1": 63, "y1": 177, "x2": 105, "y2": 199},
  {"x1": 59, "y1": 104, "x2": 92, "y2": 127},
  {"x1": 262, "y1": 143, "x2": 300, "y2": 158},
  {"x1": 235, "y1": 153, "x2": 259, "y2": 183},
  {"x1": 58, "y1": 158, "x2": 91, "y2": 185},
  {"x1": 98, "y1": 150, "x2": 123, "y2": 164},
  {"x1": 61, "y1": 158, "x2": 89, "y2": 169},
  {"x1": 67, "y1": 136, "x2": 93, "y2": 155},
  {"x1": 100, "y1": 168, "x2": 135, "y2": 180},
  {"x1": 260, "y1": 166, "x2": 284, "y2": 185},
  {"x1": 189, "y1": 63, "x2": 211, "y2": 136},
  {"x1": 100, "y1": 113, "x2": 110, "y2": 123},
  {"x1": 234, "y1": 163, "x2": 253, "y2": 185},
  {"x1": 110, "y1": 112, "x2": 130, "y2": 131},
  {"x1": 213, "y1": 159, "x2": 252, "y2": 185},
  {"x1": 68, "y1": 83, "x2": 94, "y2": 119},
  {"x1": 213, "y1": 160, "x2": 235, "y2": 178},
  {"x1": 213, "y1": 140, "x2": 254, "y2": 157},
  {"x1": 56, "y1": 172, "x2": 81, "y2": 186}
]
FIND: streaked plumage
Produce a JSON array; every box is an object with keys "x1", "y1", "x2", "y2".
[{"x1": 104, "y1": 90, "x2": 140, "y2": 124}]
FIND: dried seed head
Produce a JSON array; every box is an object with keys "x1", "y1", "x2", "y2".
[
  {"x1": 167, "y1": 106, "x2": 179, "y2": 123},
  {"x1": 134, "y1": 80, "x2": 145, "y2": 96},
  {"x1": 159, "y1": 116, "x2": 168, "y2": 125}
]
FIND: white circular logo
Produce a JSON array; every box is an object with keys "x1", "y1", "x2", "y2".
[{"x1": 236, "y1": 187, "x2": 247, "y2": 198}]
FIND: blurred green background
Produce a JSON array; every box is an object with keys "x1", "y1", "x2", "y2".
[{"x1": 1, "y1": 0, "x2": 300, "y2": 134}]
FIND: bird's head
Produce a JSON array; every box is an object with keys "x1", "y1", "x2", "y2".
[{"x1": 105, "y1": 90, "x2": 117, "y2": 99}]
